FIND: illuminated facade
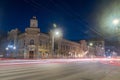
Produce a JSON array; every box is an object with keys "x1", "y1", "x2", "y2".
[
  {"x1": 6, "y1": 16, "x2": 87, "y2": 59},
  {"x1": 87, "y1": 40, "x2": 105, "y2": 57}
]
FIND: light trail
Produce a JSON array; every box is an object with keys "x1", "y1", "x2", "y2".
[{"x1": 0, "y1": 58, "x2": 120, "y2": 66}]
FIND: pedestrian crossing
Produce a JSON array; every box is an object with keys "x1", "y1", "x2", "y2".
[{"x1": 0, "y1": 62, "x2": 120, "y2": 80}]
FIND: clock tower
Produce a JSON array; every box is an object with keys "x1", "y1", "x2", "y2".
[{"x1": 30, "y1": 16, "x2": 38, "y2": 28}]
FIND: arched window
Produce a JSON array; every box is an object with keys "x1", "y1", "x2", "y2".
[{"x1": 30, "y1": 39, "x2": 34, "y2": 45}]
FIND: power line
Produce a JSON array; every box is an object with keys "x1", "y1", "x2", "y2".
[
  {"x1": 50, "y1": 2, "x2": 103, "y2": 37},
  {"x1": 24, "y1": 0, "x2": 105, "y2": 39}
]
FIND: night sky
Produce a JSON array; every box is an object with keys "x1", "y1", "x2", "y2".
[{"x1": 0, "y1": 0, "x2": 120, "y2": 41}]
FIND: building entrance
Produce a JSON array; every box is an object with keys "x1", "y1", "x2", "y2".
[{"x1": 29, "y1": 51, "x2": 34, "y2": 59}]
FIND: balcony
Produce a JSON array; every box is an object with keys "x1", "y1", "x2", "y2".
[{"x1": 28, "y1": 45, "x2": 36, "y2": 51}]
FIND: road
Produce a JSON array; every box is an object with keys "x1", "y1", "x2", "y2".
[{"x1": 0, "y1": 60, "x2": 120, "y2": 80}]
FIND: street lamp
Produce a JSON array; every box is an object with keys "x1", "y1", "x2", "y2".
[
  {"x1": 13, "y1": 46, "x2": 16, "y2": 50},
  {"x1": 112, "y1": 18, "x2": 119, "y2": 32},
  {"x1": 53, "y1": 23, "x2": 57, "y2": 28},
  {"x1": 89, "y1": 42, "x2": 93, "y2": 46},
  {"x1": 51, "y1": 24, "x2": 62, "y2": 58},
  {"x1": 88, "y1": 42, "x2": 94, "y2": 57},
  {"x1": 112, "y1": 18, "x2": 120, "y2": 41},
  {"x1": 113, "y1": 19, "x2": 119, "y2": 26},
  {"x1": 52, "y1": 30, "x2": 61, "y2": 57},
  {"x1": 5, "y1": 47, "x2": 9, "y2": 50},
  {"x1": 54, "y1": 29, "x2": 62, "y2": 37},
  {"x1": 55, "y1": 31, "x2": 59, "y2": 35},
  {"x1": 112, "y1": 18, "x2": 120, "y2": 57},
  {"x1": 5, "y1": 45, "x2": 16, "y2": 58}
]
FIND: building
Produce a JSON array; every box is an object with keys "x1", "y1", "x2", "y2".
[
  {"x1": 87, "y1": 39, "x2": 105, "y2": 57},
  {"x1": 0, "y1": 35, "x2": 7, "y2": 57},
  {"x1": 4, "y1": 16, "x2": 87, "y2": 59}
]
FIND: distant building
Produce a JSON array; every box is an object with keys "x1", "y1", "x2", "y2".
[
  {"x1": 87, "y1": 40, "x2": 105, "y2": 57},
  {"x1": 4, "y1": 16, "x2": 87, "y2": 59},
  {"x1": 0, "y1": 36, "x2": 8, "y2": 57}
]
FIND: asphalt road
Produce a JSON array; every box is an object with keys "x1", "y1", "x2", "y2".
[{"x1": 0, "y1": 61, "x2": 120, "y2": 80}]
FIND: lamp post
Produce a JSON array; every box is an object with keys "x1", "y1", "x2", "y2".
[
  {"x1": 89, "y1": 42, "x2": 93, "y2": 46},
  {"x1": 113, "y1": 19, "x2": 119, "y2": 26},
  {"x1": 88, "y1": 42, "x2": 93, "y2": 57},
  {"x1": 112, "y1": 18, "x2": 119, "y2": 35},
  {"x1": 113, "y1": 19, "x2": 119, "y2": 40},
  {"x1": 112, "y1": 19, "x2": 120, "y2": 57},
  {"x1": 51, "y1": 24, "x2": 62, "y2": 58},
  {"x1": 5, "y1": 45, "x2": 16, "y2": 58}
]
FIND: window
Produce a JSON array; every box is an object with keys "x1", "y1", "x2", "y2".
[
  {"x1": 24, "y1": 40, "x2": 25, "y2": 46},
  {"x1": 54, "y1": 43, "x2": 58, "y2": 49},
  {"x1": 40, "y1": 40, "x2": 42, "y2": 46},
  {"x1": 63, "y1": 45, "x2": 65, "y2": 50},
  {"x1": 30, "y1": 39, "x2": 34, "y2": 45},
  {"x1": 46, "y1": 41, "x2": 48, "y2": 49}
]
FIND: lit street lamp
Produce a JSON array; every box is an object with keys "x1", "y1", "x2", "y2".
[
  {"x1": 5, "y1": 45, "x2": 16, "y2": 58},
  {"x1": 111, "y1": 18, "x2": 120, "y2": 57},
  {"x1": 112, "y1": 18, "x2": 120, "y2": 32},
  {"x1": 53, "y1": 23, "x2": 57, "y2": 28},
  {"x1": 5, "y1": 47, "x2": 9, "y2": 50},
  {"x1": 6, "y1": 45, "x2": 16, "y2": 50},
  {"x1": 51, "y1": 24, "x2": 62, "y2": 58},
  {"x1": 87, "y1": 42, "x2": 94, "y2": 58},
  {"x1": 13, "y1": 46, "x2": 16, "y2": 50},
  {"x1": 112, "y1": 18, "x2": 120, "y2": 41},
  {"x1": 89, "y1": 42, "x2": 93, "y2": 46},
  {"x1": 113, "y1": 19, "x2": 119, "y2": 26}
]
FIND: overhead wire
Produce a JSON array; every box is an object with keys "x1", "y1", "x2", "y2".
[
  {"x1": 24, "y1": 0, "x2": 111, "y2": 40},
  {"x1": 54, "y1": 0, "x2": 105, "y2": 38}
]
